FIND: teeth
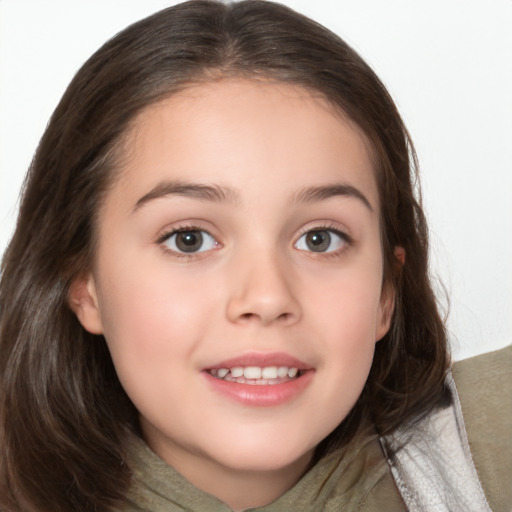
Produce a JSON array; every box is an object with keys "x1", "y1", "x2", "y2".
[
  {"x1": 261, "y1": 366, "x2": 278, "y2": 379},
  {"x1": 209, "y1": 365, "x2": 301, "y2": 383},
  {"x1": 244, "y1": 367, "x2": 262, "y2": 379},
  {"x1": 230, "y1": 367, "x2": 244, "y2": 378},
  {"x1": 277, "y1": 366, "x2": 289, "y2": 378},
  {"x1": 287, "y1": 367, "x2": 298, "y2": 378}
]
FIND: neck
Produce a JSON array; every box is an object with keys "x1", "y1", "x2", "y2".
[
  {"x1": 146, "y1": 435, "x2": 314, "y2": 511},
  {"x1": 195, "y1": 453, "x2": 313, "y2": 511}
]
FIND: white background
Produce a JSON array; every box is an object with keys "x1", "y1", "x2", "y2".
[{"x1": 1, "y1": 0, "x2": 511, "y2": 361}]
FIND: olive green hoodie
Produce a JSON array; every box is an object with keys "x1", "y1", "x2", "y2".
[{"x1": 122, "y1": 345, "x2": 511, "y2": 511}]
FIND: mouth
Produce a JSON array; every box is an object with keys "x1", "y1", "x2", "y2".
[
  {"x1": 202, "y1": 352, "x2": 314, "y2": 405},
  {"x1": 207, "y1": 366, "x2": 304, "y2": 385}
]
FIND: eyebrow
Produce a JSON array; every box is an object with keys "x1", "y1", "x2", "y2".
[
  {"x1": 292, "y1": 183, "x2": 373, "y2": 211},
  {"x1": 133, "y1": 179, "x2": 373, "y2": 212},
  {"x1": 132, "y1": 180, "x2": 240, "y2": 211}
]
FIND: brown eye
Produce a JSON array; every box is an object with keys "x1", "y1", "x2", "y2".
[
  {"x1": 295, "y1": 229, "x2": 348, "y2": 253},
  {"x1": 305, "y1": 231, "x2": 331, "y2": 252},
  {"x1": 175, "y1": 231, "x2": 203, "y2": 252},
  {"x1": 162, "y1": 230, "x2": 217, "y2": 254}
]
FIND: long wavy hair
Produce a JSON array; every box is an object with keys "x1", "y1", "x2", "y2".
[{"x1": 0, "y1": 1, "x2": 449, "y2": 510}]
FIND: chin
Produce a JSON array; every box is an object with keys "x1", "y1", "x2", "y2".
[{"x1": 206, "y1": 433, "x2": 316, "y2": 474}]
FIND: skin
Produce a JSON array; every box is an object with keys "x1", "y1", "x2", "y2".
[{"x1": 71, "y1": 79, "x2": 395, "y2": 511}]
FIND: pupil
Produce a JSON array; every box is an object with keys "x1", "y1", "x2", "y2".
[
  {"x1": 176, "y1": 231, "x2": 203, "y2": 252},
  {"x1": 306, "y1": 231, "x2": 330, "y2": 252}
]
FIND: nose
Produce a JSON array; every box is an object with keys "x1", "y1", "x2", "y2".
[{"x1": 225, "y1": 249, "x2": 301, "y2": 326}]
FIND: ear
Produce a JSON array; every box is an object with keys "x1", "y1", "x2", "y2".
[
  {"x1": 68, "y1": 274, "x2": 104, "y2": 335},
  {"x1": 394, "y1": 246, "x2": 406, "y2": 266},
  {"x1": 376, "y1": 246, "x2": 405, "y2": 341}
]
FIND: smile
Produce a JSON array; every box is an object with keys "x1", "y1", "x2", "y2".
[
  {"x1": 207, "y1": 366, "x2": 302, "y2": 385},
  {"x1": 203, "y1": 353, "x2": 314, "y2": 406}
]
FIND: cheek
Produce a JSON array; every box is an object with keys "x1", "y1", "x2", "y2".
[
  {"x1": 94, "y1": 265, "x2": 220, "y2": 425},
  {"x1": 94, "y1": 259, "x2": 217, "y2": 376},
  {"x1": 321, "y1": 285, "x2": 380, "y2": 373},
  {"x1": 294, "y1": 269, "x2": 383, "y2": 440},
  {"x1": 304, "y1": 262, "x2": 384, "y2": 380},
  {"x1": 306, "y1": 261, "x2": 384, "y2": 335}
]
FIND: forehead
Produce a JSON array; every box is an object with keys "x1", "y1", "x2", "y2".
[{"x1": 112, "y1": 79, "x2": 379, "y2": 209}]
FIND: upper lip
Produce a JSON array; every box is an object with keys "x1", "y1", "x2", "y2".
[{"x1": 204, "y1": 352, "x2": 312, "y2": 371}]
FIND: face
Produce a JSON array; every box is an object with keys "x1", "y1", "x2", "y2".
[{"x1": 72, "y1": 79, "x2": 393, "y2": 494}]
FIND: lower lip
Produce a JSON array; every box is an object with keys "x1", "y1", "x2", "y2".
[{"x1": 203, "y1": 370, "x2": 314, "y2": 407}]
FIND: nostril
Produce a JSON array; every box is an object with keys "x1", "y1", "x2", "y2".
[{"x1": 226, "y1": 287, "x2": 301, "y2": 325}]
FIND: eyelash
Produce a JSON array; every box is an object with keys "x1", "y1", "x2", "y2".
[
  {"x1": 155, "y1": 223, "x2": 353, "y2": 259},
  {"x1": 156, "y1": 224, "x2": 219, "y2": 258},
  {"x1": 294, "y1": 224, "x2": 353, "y2": 258}
]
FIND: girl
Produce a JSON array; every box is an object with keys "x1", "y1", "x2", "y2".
[{"x1": 0, "y1": 1, "x2": 509, "y2": 511}]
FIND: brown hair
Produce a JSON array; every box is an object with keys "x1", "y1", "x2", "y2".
[{"x1": 0, "y1": 1, "x2": 449, "y2": 510}]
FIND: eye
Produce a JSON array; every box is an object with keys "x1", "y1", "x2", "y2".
[
  {"x1": 294, "y1": 228, "x2": 349, "y2": 253},
  {"x1": 161, "y1": 229, "x2": 218, "y2": 254}
]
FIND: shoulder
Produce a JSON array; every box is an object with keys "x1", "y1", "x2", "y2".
[
  {"x1": 452, "y1": 345, "x2": 512, "y2": 512},
  {"x1": 453, "y1": 343, "x2": 512, "y2": 383}
]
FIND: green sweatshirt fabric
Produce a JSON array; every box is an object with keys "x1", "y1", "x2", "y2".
[
  {"x1": 122, "y1": 345, "x2": 511, "y2": 511},
  {"x1": 123, "y1": 432, "x2": 405, "y2": 512},
  {"x1": 452, "y1": 344, "x2": 512, "y2": 511}
]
